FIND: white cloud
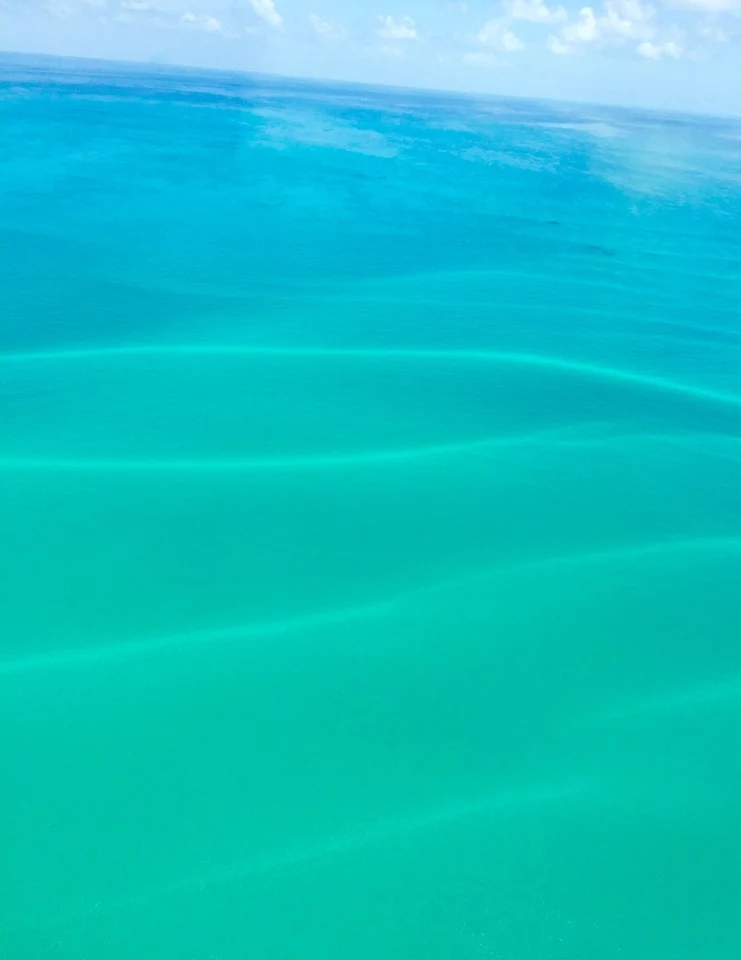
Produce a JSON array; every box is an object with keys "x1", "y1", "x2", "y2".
[
  {"x1": 501, "y1": 26, "x2": 525, "y2": 48},
  {"x1": 554, "y1": 0, "x2": 655, "y2": 50},
  {"x1": 562, "y1": 5, "x2": 598, "y2": 40},
  {"x1": 473, "y1": 0, "x2": 561, "y2": 60},
  {"x1": 120, "y1": 0, "x2": 149, "y2": 9},
  {"x1": 309, "y1": 12, "x2": 347, "y2": 40},
  {"x1": 249, "y1": 0, "x2": 282, "y2": 29},
  {"x1": 602, "y1": 0, "x2": 655, "y2": 37},
  {"x1": 377, "y1": 14, "x2": 417, "y2": 40},
  {"x1": 506, "y1": 0, "x2": 567, "y2": 22},
  {"x1": 179, "y1": 11, "x2": 223, "y2": 32},
  {"x1": 477, "y1": 18, "x2": 525, "y2": 49},
  {"x1": 473, "y1": 0, "x2": 566, "y2": 59},
  {"x1": 599, "y1": 6, "x2": 637, "y2": 37},
  {"x1": 637, "y1": 38, "x2": 682, "y2": 55}
]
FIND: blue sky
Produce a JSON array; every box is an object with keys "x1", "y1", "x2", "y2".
[{"x1": 1, "y1": 0, "x2": 739, "y2": 113}]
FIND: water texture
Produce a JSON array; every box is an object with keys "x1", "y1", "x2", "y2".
[{"x1": 2, "y1": 56, "x2": 741, "y2": 959}]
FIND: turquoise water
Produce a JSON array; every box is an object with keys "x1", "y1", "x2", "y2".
[{"x1": 2, "y1": 56, "x2": 741, "y2": 959}]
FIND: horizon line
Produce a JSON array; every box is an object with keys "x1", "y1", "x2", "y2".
[{"x1": 0, "y1": 48, "x2": 738, "y2": 124}]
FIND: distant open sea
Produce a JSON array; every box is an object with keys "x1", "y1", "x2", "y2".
[{"x1": 2, "y1": 54, "x2": 741, "y2": 960}]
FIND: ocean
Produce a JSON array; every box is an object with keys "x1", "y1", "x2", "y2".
[{"x1": 2, "y1": 55, "x2": 741, "y2": 959}]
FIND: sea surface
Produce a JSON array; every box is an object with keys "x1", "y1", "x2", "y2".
[{"x1": 2, "y1": 54, "x2": 741, "y2": 960}]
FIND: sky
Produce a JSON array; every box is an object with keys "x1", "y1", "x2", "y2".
[{"x1": 0, "y1": 0, "x2": 739, "y2": 114}]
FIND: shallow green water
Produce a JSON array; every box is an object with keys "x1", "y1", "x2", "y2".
[{"x1": 2, "y1": 57, "x2": 741, "y2": 959}]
